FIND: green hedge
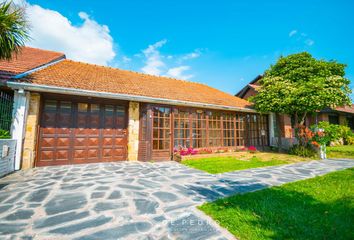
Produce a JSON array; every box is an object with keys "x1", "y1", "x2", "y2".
[{"x1": 0, "y1": 129, "x2": 10, "y2": 139}]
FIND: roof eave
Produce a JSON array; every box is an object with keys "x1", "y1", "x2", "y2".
[{"x1": 6, "y1": 81, "x2": 257, "y2": 113}]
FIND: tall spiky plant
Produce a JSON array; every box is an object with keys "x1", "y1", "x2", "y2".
[{"x1": 0, "y1": 1, "x2": 29, "y2": 60}]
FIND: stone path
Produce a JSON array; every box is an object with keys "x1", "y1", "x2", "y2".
[{"x1": 0, "y1": 159, "x2": 353, "y2": 239}]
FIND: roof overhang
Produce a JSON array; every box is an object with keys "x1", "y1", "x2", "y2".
[{"x1": 6, "y1": 81, "x2": 257, "y2": 113}]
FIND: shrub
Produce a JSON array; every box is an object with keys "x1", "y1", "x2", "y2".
[
  {"x1": 316, "y1": 121, "x2": 353, "y2": 145},
  {"x1": 0, "y1": 130, "x2": 10, "y2": 139},
  {"x1": 289, "y1": 144, "x2": 317, "y2": 158},
  {"x1": 316, "y1": 122, "x2": 340, "y2": 143},
  {"x1": 296, "y1": 125, "x2": 328, "y2": 149},
  {"x1": 347, "y1": 136, "x2": 354, "y2": 145},
  {"x1": 338, "y1": 125, "x2": 354, "y2": 144}
]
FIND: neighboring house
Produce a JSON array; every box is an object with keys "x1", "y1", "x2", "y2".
[
  {"x1": 0, "y1": 47, "x2": 271, "y2": 170},
  {"x1": 236, "y1": 76, "x2": 354, "y2": 146},
  {"x1": 0, "y1": 47, "x2": 66, "y2": 175},
  {"x1": 0, "y1": 47, "x2": 65, "y2": 81}
]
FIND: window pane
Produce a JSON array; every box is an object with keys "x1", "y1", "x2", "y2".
[
  {"x1": 90, "y1": 104, "x2": 100, "y2": 113},
  {"x1": 153, "y1": 129, "x2": 158, "y2": 138},
  {"x1": 78, "y1": 103, "x2": 88, "y2": 112},
  {"x1": 153, "y1": 140, "x2": 158, "y2": 149},
  {"x1": 60, "y1": 101, "x2": 71, "y2": 111},
  {"x1": 44, "y1": 100, "x2": 57, "y2": 110}
]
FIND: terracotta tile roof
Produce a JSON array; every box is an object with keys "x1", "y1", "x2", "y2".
[
  {"x1": 15, "y1": 59, "x2": 252, "y2": 109},
  {"x1": 335, "y1": 104, "x2": 354, "y2": 114},
  {"x1": 0, "y1": 47, "x2": 65, "y2": 79}
]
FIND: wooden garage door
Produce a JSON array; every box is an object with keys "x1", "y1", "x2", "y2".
[{"x1": 36, "y1": 99, "x2": 127, "y2": 167}]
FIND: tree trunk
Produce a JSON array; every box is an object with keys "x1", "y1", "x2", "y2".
[{"x1": 299, "y1": 112, "x2": 307, "y2": 126}]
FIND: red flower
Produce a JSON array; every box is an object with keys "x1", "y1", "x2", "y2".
[{"x1": 311, "y1": 141, "x2": 320, "y2": 148}]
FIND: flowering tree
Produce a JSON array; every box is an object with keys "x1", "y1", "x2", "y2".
[
  {"x1": 251, "y1": 52, "x2": 351, "y2": 125},
  {"x1": 251, "y1": 52, "x2": 351, "y2": 151}
]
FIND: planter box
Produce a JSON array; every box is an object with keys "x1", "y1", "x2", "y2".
[{"x1": 174, "y1": 151, "x2": 254, "y2": 162}]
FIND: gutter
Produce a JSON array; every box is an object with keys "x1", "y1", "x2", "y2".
[{"x1": 6, "y1": 81, "x2": 257, "y2": 113}]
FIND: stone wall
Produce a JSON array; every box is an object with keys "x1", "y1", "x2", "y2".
[
  {"x1": 127, "y1": 101, "x2": 140, "y2": 161},
  {"x1": 22, "y1": 93, "x2": 41, "y2": 169},
  {"x1": 0, "y1": 139, "x2": 16, "y2": 177}
]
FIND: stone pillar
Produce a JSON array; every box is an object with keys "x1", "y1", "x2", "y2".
[
  {"x1": 127, "y1": 101, "x2": 140, "y2": 161},
  {"x1": 269, "y1": 113, "x2": 275, "y2": 146},
  {"x1": 11, "y1": 90, "x2": 30, "y2": 170},
  {"x1": 22, "y1": 93, "x2": 41, "y2": 169}
]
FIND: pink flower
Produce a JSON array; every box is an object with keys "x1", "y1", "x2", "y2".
[{"x1": 248, "y1": 146, "x2": 257, "y2": 152}]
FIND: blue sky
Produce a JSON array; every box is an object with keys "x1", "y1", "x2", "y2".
[{"x1": 22, "y1": 0, "x2": 354, "y2": 99}]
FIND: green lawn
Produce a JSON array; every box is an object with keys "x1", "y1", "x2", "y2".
[
  {"x1": 199, "y1": 168, "x2": 354, "y2": 240},
  {"x1": 181, "y1": 153, "x2": 310, "y2": 174},
  {"x1": 327, "y1": 145, "x2": 354, "y2": 159}
]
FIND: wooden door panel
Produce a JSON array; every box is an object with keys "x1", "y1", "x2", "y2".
[
  {"x1": 40, "y1": 150, "x2": 55, "y2": 160},
  {"x1": 88, "y1": 137, "x2": 99, "y2": 145},
  {"x1": 56, "y1": 150, "x2": 69, "y2": 160},
  {"x1": 88, "y1": 149, "x2": 99, "y2": 158},
  {"x1": 115, "y1": 138, "x2": 125, "y2": 145},
  {"x1": 57, "y1": 138, "x2": 70, "y2": 147},
  {"x1": 41, "y1": 137, "x2": 55, "y2": 148}
]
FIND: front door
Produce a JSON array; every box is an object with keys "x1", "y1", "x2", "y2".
[{"x1": 151, "y1": 106, "x2": 172, "y2": 161}]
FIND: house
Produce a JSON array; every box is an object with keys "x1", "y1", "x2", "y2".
[
  {"x1": 236, "y1": 76, "x2": 354, "y2": 146},
  {"x1": 0, "y1": 47, "x2": 271, "y2": 170}
]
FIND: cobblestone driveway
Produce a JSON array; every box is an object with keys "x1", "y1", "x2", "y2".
[{"x1": 0, "y1": 159, "x2": 353, "y2": 239}]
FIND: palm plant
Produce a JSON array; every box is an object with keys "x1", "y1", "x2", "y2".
[{"x1": 0, "y1": 1, "x2": 29, "y2": 60}]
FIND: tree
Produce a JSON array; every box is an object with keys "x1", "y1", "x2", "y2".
[
  {"x1": 251, "y1": 52, "x2": 352, "y2": 125},
  {"x1": 0, "y1": 1, "x2": 29, "y2": 60}
]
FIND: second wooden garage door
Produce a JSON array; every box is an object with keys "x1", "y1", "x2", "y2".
[{"x1": 36, "y1": 98, "x2": 128, "y2": 167}]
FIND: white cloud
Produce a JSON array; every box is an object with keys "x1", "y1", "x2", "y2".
[
  {"x1": 21, "y1": 1, "x2": 116, "y2": 65},
  {"x1": 305, "y1": 39, "x2": 315, "y2": 46},
  {"x1": 122, "y1": 56, "x2": 131, "y2": 63},
  {"x1": 140, "y1": 40, "x2": 198, "y2": 80},
  {"x1": 177, "y1": 49, "x2": 201, "y2": 63},
  {"x1": 166, "y1": 66, "x2": 193, "y2": 80},
  {"x1": 141, "y1": 39, "x2": 167, "y2": 75},
  {"x1": 288, "y1": 29, "x2": 315, "y2": 47},
  {"x1": 289, "y1": 30, "x2": 297, "y2": 37}
]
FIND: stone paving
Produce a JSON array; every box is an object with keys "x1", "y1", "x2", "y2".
[{"x1": 0, "y1": 159, "x2": 353, "y2": 240}]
